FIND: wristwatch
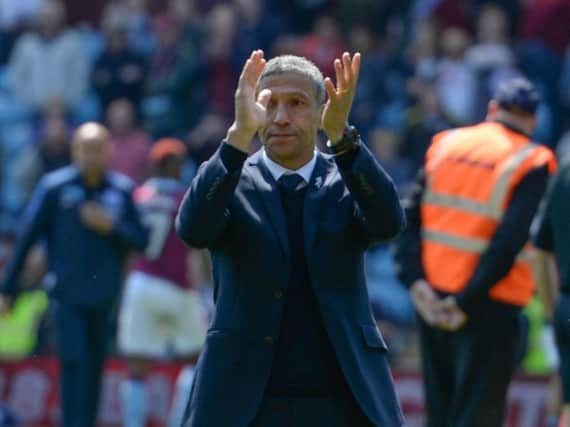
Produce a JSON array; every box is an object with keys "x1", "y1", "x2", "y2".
[{"x1": 326, "y1": 125, "x2": 361, "y2": 156}]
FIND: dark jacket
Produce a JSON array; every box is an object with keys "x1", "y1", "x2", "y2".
[
  {"x1": 2, "y1": 166, "x2": 148, "y2": 306},
  {"x1": 176, "y1": 143, "x2": 406, "y2": 427}
]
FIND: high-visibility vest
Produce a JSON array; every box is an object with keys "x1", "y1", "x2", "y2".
[{"x1": 421, "y1": 121, "x2": 556, "y2": 306}]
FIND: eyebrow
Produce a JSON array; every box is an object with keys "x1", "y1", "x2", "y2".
[{"x1": 269, "y1": 89, "x2": 313, "y2": 100}]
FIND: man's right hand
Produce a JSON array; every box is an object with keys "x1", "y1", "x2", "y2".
[
  {"x1": 410, "y1": 279, "x2": 441, "y2": 326},
  {"x1": 226, "y1": 49, "x2": 272, "y2": 153}
]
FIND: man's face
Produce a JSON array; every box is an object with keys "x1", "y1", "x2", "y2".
[
  {"x1": 73, "y1": 137, "x2": 110, "y2": 176},
  {"x1": 257, "y1": 72, "x2": 323, "y2": 167}
]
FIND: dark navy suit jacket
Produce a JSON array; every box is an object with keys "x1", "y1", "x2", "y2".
[{"x1": 176, "y1": 143, "x2": 406, "y2": 427}]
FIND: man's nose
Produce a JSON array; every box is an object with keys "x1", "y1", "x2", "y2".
[{"x1": 273, "y1": 102, "x2": 290, "y2": 125}]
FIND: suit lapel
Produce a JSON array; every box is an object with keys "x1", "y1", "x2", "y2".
[
  {"x1": 246, "y1": 153, "x2": 290, "y2": 263},
  {"x1": 303, "y1": 153, "x2": 334, "y2": 259},
  {"x1": 246, "y1": 151, "x2": 334, "y2": 262}
]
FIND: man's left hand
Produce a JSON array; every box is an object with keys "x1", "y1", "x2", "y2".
[
  {"x1": 322, "y1": 52, "x2": 361, "y2": 144},
  {"x1": 80, "y1": 202, "x2": 114, "y2": 235},
  {"x1": 436, "y1": 296, "x2": 468, "y2": 331}
]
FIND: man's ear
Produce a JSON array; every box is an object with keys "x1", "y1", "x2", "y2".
[{"x1": 528, "y1": 115, "x2": 538, "y2": 134}]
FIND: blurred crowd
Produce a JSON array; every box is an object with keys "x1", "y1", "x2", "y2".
[{"x1": 0, "y1": 0, "x2": 569, "y2": 374}]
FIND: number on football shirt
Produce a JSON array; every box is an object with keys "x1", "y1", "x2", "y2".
[{"x1": 143, "y1": 211, "x2": 172, "y2": 260}]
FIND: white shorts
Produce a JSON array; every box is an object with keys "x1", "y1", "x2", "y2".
[{"x1": 118, "y1": 271, "x2": 208, "y2": 358}]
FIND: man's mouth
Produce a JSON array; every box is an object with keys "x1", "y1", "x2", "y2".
[{"x1": 269, "y1": 133, "x2": 296, "y2": 139}]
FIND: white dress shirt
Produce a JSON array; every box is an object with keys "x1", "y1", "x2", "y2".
[{"x1": 262, "y1": 149, "x2": 317, "y2": 187}]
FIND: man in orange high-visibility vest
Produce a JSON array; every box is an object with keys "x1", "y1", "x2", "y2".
[{"x1": 393, "y1": 77, "x2": 557, "y2": 427}]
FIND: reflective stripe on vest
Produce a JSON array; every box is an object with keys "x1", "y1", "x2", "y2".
[
  {"x1": 423, "y1": 143, "x2": 537, "y2": 219},
  {"x1": 421, "y1": 229, "x2": 533, "y2": 263}
]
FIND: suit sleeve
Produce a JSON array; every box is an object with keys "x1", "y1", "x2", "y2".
[
  {"x1": 1, "y1": 180, "x2": 52, "y2": 297},
  {"x1": 335, "y1": 143, "x2": 406, "y2": 245},
  {"x1": 111, "y1": 189, "x2": 149, "y2": 252},
  {"x1": 455, "y1": 165, "x2": 549, "y2": 313},
  {"x1": 391, "y1": 168, "x2": 426, "y2": 288},
  {"x1": 176, "y1": 142, "x2": 247, "y2": 248}
]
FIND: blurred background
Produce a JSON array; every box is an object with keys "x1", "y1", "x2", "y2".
[{"x1": 0, "y1": 0, "x2": 568, "y2": 425}]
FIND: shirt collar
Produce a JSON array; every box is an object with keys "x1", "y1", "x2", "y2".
[{"x1": 262, "y1": 149, "x2": 317, "y2": 184}]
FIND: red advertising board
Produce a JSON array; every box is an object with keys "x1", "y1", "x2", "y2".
[{"x1": 0, "y1": 358, "x2": 552, "y2": 427}]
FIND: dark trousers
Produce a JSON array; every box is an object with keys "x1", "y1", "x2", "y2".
[
  {"x1": 419, "y1": 299, "x2": 521, "y2": 427},
  {"x1": 50, "y1": 300, "x2": 112, "y2": 427},
  {"x1": 251, "y1": 394, "x2": 373, "y2": 427}
]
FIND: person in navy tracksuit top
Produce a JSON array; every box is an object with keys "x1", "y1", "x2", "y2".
[{"x1": 0, "y1": 122, "x2": 148, "y2": 427}]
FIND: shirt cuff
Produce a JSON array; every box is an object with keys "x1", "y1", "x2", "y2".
[
  {"x1": 220, "y1": 142, "x2": 248, "y2": 174},
  {"x1": 333, "y1": 145, "x2": 360, "y2": 170}
]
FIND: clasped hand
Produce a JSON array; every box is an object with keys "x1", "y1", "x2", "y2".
[
  {"x1": 410, "y1": 279, "x2": 468, "y2": 331},
  {"x1": 80, "y1": 202, "x2": 114, "y2": 235}
]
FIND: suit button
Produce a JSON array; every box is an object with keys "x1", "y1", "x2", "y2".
[
  {"x1": 274, "y1": 290, "x2": 283, "y2": 299},
  {"x1": 264, "y1": 336, "x2": 274, "y2": 345}
]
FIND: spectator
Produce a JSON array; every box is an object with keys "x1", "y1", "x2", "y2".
[
  {"x1": 92, "y1": 12, "x2": 147, "y2": 115},
  {"x1": 233, "y1": 0, "x2": 282, "y2": 68},
  {"x1": 407, "y1": 18, "x2": 439, "y2": 84},
  {"x1": 203, "y1": 3, "x2": 239, "y2": 120},
  {"x1": 107, "y1": 98, "x2": 151, "y2": 184},
  {"x1": 275, "y1": 0, "x2": 331, "y2": 33},
  {"x1": 466, "y1": 4, "x2": 516, "y2": 119},
  {"x1": 100, "y1": 0, "x2": 156, "y2": 58},
  {"x1": 466, "y1": 4, "x2": 515, "y2": 72},
  {"x1": 7, "y1": 0, "x2": 89, "y2": 113},
  {"x1": 430, "y1": 0, "x2": 473, "y2": 32},
  {"x1": 143, "y1": 12, "x2": 205, "y2": 137},
  {"x1": 335, "y1": 0, "x2": 389, "y2": 31},
  {"x1": 519, "y1": 0, "x2": 570, "y2": 57},
  {"x1": 62, "y1": 0, "x2": 106, "y2": 28},
  {"x1": 13, "y1": 114, "x2": 71, "y2": 202},
  {"x1": 347, "y1": 25, "x2": 386, "y2": 138},
  {"x1": 0, "y1": 0, "x2": 41, "y2": 30},
  {"x1": 436, "y1": 26, "x2": 477, "y2": 125},
  {"x1": 168, "y1": 0, "x2": 207, "y2": 51},
  {"x1": 518, "y1": 0, "x2": 567, "y2": 143},
  {"x1": 299, "y1": 15, "x2": 345, "y2": 79},
  {"x1": 0, "y1": 0, "x2": 41, "y2": 65},
  {"x1": 402, "y1": 80, "x2": 450, "y2": 170}
]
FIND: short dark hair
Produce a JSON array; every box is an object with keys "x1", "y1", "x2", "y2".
[
  {"x1": 257, "y1": 55, "x2": 326, "y2": 104},
  {"x1": 494, "y1": 77, "x2": 540, "y2": 115}
]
